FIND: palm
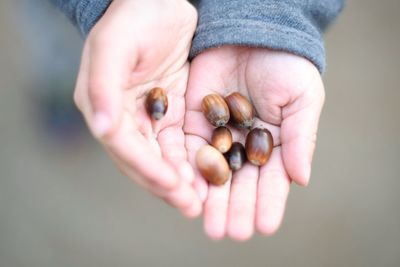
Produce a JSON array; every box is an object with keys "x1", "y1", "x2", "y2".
[{"x1": 184, "y1": 46, "x2": 324, "y2": 240}]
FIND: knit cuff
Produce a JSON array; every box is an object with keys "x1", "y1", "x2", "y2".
[
  {"x1": 190, "y1": 0, "x2": 326, "y2": 73},
  {"x1": 76, "y1": 0, "x2": 112, "y2": 36}
]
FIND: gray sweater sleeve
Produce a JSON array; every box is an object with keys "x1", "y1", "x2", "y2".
[
  {"x1": 190, "y1": 0, "x2": 344, "y2": 73},
  {"x1": 51, "y1": 0, "x2": 343, "y2": 72},
  {"x1": 50, "y1": 0, "x2": 111, "y2": 36}
]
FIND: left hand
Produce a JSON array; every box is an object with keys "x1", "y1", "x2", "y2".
[
  {"x1": 74, "y1": 0, "x2": 201, "y2": 217},
  {"x1": 184, "y1": 46, "x2": 325, "y2": 240}
]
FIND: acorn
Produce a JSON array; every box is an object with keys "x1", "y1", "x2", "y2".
[
  {"x1": 225, "y1": 92, "x2": 254, "y2": 129},
  {"x1": 146, "y1": 87, "x2": 168, "y2": 120},
  {"x1": 196, "y1": 145, "x2": 231, "y2": 185},
  {"x1": 201, "y1": 94, "x2": 230, "y2": 127},
  {"x1": 211, "y1": 126, "x2": 233, "y2": 153},
  {"x1": 225, "y1": 142, "x2": 247, "y2": 171},
  {"x1": 245, "y1": 128, "x2": 273, "y2": 166}
]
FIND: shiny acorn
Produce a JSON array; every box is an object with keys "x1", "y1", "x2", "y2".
[
  {"x1": 146, "y1": 87, "x2": 168, "y2": 120},
  {"x1": 225, "y1": 92, "x2": 254, "y2": 129},
  {"x1": 211, "y1": 126, "x2": 233, "y2": 153},
  {"x1": 201, "y1": 94, "x2": 230, "y2": 127},
  {"x1": 245, "y1": 128, "x2": 273, "y2": 166},
  {"x1": 196, "y1": 145, "x2": 231, "y2": 185},
  {"x1": 225, "y1": 142, "x2": 247, "y2": 171}
]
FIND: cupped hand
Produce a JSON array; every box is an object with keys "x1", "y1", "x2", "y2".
[
  {"x1": 185, "y1": 46, "x2": 325, "y2": 240},
  {"x1": 74, "y1": 0, "x2": 202, "y2": 217}
]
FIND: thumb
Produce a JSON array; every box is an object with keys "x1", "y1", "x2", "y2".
[
  {"x1": 87, "y1": 42, "x2": 132, "y2": 138},
  {"x1": 281, "y1": 84, "x2": 325, "y2": 186}
]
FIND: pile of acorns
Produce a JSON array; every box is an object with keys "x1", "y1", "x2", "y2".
[
  {"x1": 196, "y1": 93, "x2": 273, "y2": 185},
  {"x1": 145, "y1": 87, "x2": 273, "y2": 186}
]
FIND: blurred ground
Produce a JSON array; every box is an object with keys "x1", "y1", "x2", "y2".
[{"x1": 1, "y1": 0, "x2": 399, "y2": 266}]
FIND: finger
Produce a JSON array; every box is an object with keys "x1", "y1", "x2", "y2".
[
  {"x1": 105, "y1": 113, "x2": 179, "y2": 189},
  {"x1": 256, "y1": 147, "x2": 291, "y2": 236},
  {"x1": 203, "y1": 179, "x2": 232, "y2": 240},
  {"x1": 185, "y1": 134, "x2": 209, "y2": 202},
  {"x1": 158, "y1": 126, "x2": 194, "y2": 184},
  {"x1": 281, "y1": 86, "x2": 325, "y2": 186},
  {"x1": 111, "y1": 152, "x2": 201, "y2": 218},
  {"x1": 108, "y1": 151, "x2": 151, "y2": 189},
  {"x1": 226, "y1": 163, "x2": 259, "y2": 241},
  {"x1": 87, "y1": 37, "x2": 135, "y2": 138},
  {"x1": 158, "y1": 181, "x2": 202, "y2": 219}
]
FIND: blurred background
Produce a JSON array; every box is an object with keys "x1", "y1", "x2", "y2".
[{"x1": 1, "y1": 0, "x2": 399, "y2": 266}]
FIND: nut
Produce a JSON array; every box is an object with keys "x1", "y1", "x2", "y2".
[
  {"x1": 225, "y1": 92, "x2": 254, "y2": 129},
  {"x1": 146, "y1": 87, "x2": 168, "y2": 120},
  {"x1": 211, "y1": 126, "x2": 233, "y2": 153},
  {"x1": 196, "y1": 145, "x2": 230, "y2": 185},
  {"x1": 245, "y1": 128, "x2": 273, "y2": 166},
  {"x1": 201, "y1": 94, "x2": 230, "y2": 127},
  {"x1": 226, "y1": 142, "x2": 246, "y2": 171}
]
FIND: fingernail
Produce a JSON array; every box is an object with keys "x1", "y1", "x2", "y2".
[{"x1": 93, "y1": 112, "x2": 111, "y2": 138}]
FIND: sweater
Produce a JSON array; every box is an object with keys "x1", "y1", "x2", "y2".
[{"x1": 50, "y1": 0, "x2": 344, "y2": 73}]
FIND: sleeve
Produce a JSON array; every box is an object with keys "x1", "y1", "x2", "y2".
[
  {"x1": 190, "y1": 0, "x2": 345, "y2": 73},
  {"x1": 49, "y1": 0, "x2": 112, "y2": 36}
]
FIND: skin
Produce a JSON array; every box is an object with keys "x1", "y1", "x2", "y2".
[
  {"x1": 184, "y1": 46, "x2": 325, "y2": 240},
  {"x1": 73, "y1": 0, "x2": 202, "y2": 218}
]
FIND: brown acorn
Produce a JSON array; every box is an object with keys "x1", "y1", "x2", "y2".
[
  {"x1": 196, "y1": 145, "x2": 231, "y2": 185},
  {"x1": 201, "y1": 94, "x2": 230, "y2": 127},
  {"x1": 146, "y1": 87, "x2": 168, "y2": 120},
  {"x1": 211, "y1": 126, "x2": 233, "y2": 153},
  {"x1": 226, "y1": 142, "x2": 247, "y2": 171},
  {"x1": 225, "y1": 92, "x2": 254, "y2": 129},
  {"x1": 245, "y1": 128, "x2": 273, "y2": 166}
]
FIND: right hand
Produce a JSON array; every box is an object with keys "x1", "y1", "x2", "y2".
[
  {"x1": 184, "y1": 46, "x2": 325, "y2": 239},
  {"x1": 74, "y1": 0, "x2": 202, "y2": 217}
]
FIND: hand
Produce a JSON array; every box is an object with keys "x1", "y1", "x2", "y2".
[
  {"x1": 74, "y1": 0, "x2": 202, "y2": 217},
  {"x1": 185, "y1": 46, "x2": 325, "y2": 240}
]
